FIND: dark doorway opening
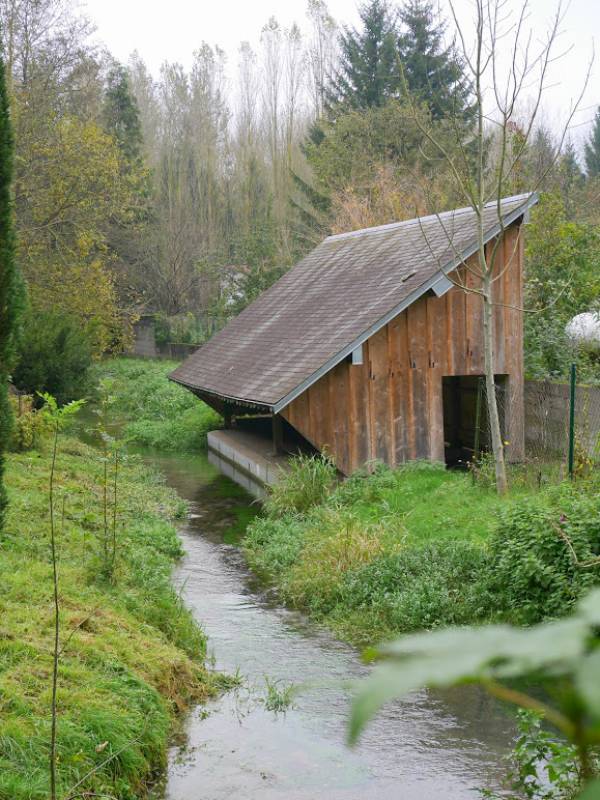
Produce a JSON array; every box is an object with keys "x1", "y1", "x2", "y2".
[{"x1": 442, "y1": 375, "x2": 507, "y2": 468}]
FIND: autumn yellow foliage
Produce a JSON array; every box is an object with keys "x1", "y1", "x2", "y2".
[{"x1": 15, "y1": 112, "x2": 134, "y2": 353}]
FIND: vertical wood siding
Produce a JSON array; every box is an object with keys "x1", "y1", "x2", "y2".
[{"x1": 281, "y1": 224, "x2": 525, "y2": 474}]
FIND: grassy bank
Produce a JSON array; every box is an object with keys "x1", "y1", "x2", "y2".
[
  {"x1": 244, "y1": 458, "x2": 600, "y2": 646},
  {"x1": 93, "y1": 358, "x2": 221, "y2": 452},
  {"x1": 1, "y1": 436, "x2": 220, "y2": 800}
]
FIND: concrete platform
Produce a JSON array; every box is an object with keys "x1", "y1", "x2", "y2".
[{"x1": 207, "y1": 429, "x2": 292, "y2": 499}]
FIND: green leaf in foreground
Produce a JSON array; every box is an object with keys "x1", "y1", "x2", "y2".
[
  {"x1": 349, "y1": 589, "x2": 600, "y2": 746},
  {"x1": 578, "y1": 779, "x2": 600, "y2": 799}
]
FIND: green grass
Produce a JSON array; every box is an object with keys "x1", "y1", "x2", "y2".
[
  {"x1": 0, "y1": 436, "x2": 219, "y2": 800},
  {"x1": 325, "y1": 460, "x2": 511, "y2": 544},
  {"x1": 244, "y1": 459, "x2": 600, "y2": 646},
  {"x1": 91, "y1": 357, "x2": 221, "y2": 452}
]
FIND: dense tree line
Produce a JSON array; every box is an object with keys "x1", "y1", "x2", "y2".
[{"x1": 0, "y1": 0, "x2": 599, "y2": 386}]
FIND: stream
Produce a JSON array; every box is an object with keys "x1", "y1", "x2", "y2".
[{"x1": 147, "y1": 451, "x2": 516, "y2": 800}]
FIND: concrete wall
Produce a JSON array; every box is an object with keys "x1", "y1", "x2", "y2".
[
  {"x1": 127, "y1": 316, "x2": 200, "y2": 361},
  {"x1": 207, "y1": 430, "x2": 290, "y2": 499},
  {"x1": 131, "y1": 317, "x2": 157, "y2": 358}
]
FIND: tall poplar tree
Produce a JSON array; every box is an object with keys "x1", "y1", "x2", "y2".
[
  {"x1": 0, "y1": 44, "x2": 22, "y2": 530},
  {"x1": 584, "y1": 107, "x2": 600, "y2": 177}
]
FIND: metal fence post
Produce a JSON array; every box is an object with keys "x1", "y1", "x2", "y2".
[
  {"x1": 568, "y1": 362, "x2": 577, "y2": 479},
  {"x1": 473, "y1": 377, "x2": 484, "y2": 462}
]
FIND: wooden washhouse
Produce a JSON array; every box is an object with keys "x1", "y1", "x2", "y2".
[{"x1": 170, "y1": 193, "x2": 537, "y2": 494}]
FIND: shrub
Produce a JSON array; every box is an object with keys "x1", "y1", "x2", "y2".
[
  {"x1": 7, "y1": 394, "x2": 50, "y2": 451},
  {"x1": 482, "y1": 710, "x2": 582, "y2": 800},
  {"x1": 339, "y1": 539, "x2": 489, "y2": 633},
  {"x1": 485, "y1": 486, "x2": 600, "y2": 624},
  {"x1": 244, "y1": 514, "x2": 308, "y2": 578},
  {"x1": 264, "y1": 453, "x2": 337, "y2": 516},
  {"x1": 12, "y1": 310, "x2": 93, "y2": 404}
]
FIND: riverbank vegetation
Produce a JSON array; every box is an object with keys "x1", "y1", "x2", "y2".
[
  {"x1": 93, "y1": 358, "x2": 221, "y2": 452},
  {"x1": 1, "y1": 434, "x2": 219, "y2": 799},
  {"x1": 245, "y1": 457, "x2": 600, "y2": 646}
]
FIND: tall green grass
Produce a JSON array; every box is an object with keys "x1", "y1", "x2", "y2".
[
  {"x1": 264, "y1": 453, "x2": 337, "y2": 516},
  {"x1": 245, "y1": 460, "x2": 600, "y2": 645},
  {"x1": 92, "y1": 358, "x2": 221, "y2": 452},
  {"x1": 1, "y1": 438, "x2": 218, "y2": 799}
]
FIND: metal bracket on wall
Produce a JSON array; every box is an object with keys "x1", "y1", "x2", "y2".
[{"x1": 351, "y1": 344, "x2": 364, "y2": 365}]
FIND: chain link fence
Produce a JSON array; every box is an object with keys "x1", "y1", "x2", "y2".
[
  {"x1": 461, "y1": 370, "x2": 600, "y2": 486},
  {"x1": 524, "y1": 376, "x2": 600, "y2": 479}
]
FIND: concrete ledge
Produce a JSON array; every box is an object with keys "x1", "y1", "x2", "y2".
[{"x1": 207, "y1": 429, "x2": 292, "y2": 499}]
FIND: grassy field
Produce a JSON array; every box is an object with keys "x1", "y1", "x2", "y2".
[
  {"x1": 244, "y1": 457, "x2": 600, "y2": 646},
  {"x1": 0, "y1": 435, "x2": 221, "y2": 800},
  {"x1": 92, "y1": 358, "x2": 221, "y2": 452}
]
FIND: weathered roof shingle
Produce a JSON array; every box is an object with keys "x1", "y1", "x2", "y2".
[{"x1": 170, "y1": 193, "x2": 537, "y2": 410}]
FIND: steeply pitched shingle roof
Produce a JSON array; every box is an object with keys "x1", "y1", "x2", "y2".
[{"x1": 170, "y1": 193, "x2": 537, "y2": 411}]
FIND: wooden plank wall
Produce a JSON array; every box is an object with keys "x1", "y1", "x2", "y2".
[{"x1": 282, "y1": 224, "x2": 525, "y2": 474}]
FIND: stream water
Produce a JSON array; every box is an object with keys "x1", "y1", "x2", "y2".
[{"x1": 147, "y1": 451, "x2": 516, "y2": 800}]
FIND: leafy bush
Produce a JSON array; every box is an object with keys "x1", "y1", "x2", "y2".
[
  {"x1": 246, "y1": 453, "x2": 600, "y2": 643},
  {"x1": 348, "y1": 588, "x2": 600, "y2": 800},
  {"x1": 486, "y1": 486, "x2": 600, "y2": 624},
  {"x1": 339, "y1": 540, "x2": 489, "y2": 633},
  {"x1": 244, "y1": 514, "x2": 308, "y2": 578},
  {"x1": 524, "y1": 193, "x2": 600, "y2": 385},
  {"x1": 264, "y1": 453, "x2": 337, "y2": 516},
  {"x1": 7, "y1": 394, "x2": 50, "y2": 451},
  {"x1": 482, "y1": 710, "x2": 582, "y2": 800},
  {"x1": 12, "y1": 310, "x2": 93, "y2": 404}
]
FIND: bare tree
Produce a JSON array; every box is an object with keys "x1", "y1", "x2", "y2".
[
  {"x1": 306, "y1": 0, "x2": 338, "y2": 118},
  {"x1": 400, "y1": 0, "x2": 591, "y2": 494}
]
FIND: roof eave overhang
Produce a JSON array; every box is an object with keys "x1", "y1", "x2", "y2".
[
  {"x1": 168, "y1": 375, "x2": 275, "y2": 412},
  {"x1": 271, "y1": 192, "x2": 539, "y2": 414}
]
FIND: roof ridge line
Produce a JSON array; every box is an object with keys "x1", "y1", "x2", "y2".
[{"x1": 324, "y1": 193, "x2": 533, "y2": 243}]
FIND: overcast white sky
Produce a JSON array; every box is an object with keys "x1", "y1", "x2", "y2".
[{"x1": 83, "y1": 0, "x2": 599, "y2": 144}]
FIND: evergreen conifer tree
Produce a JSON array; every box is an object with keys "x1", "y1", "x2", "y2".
[
  {"x1": 584, "y1": 107, "x2": 600, "y2": 177},
  {"x1": 397, "y1": 0, "x2": 472, "y2": 120},
  {"x1": 0, "y1": 47, "x2": 23, "y2": 530},
  {"x1": 104, "y1": 64, "x2": 144, "y2": 164},
  {"x1": 559, "y1": 138, "x2": 584, "y2": 218},
  {"x1": 103, "y1": 63, "x2": 152, "y2": 306},
  {"x1": 562, "y1": 138, "x2": 582, "y2": 181},
  {"x1": 329, "y1": 0, "x2": 400, "y2": 111}
]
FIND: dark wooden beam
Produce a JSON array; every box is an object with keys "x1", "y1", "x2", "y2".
[{"x1": 272, "y1": 414, "x2": 284, "y2": 455}]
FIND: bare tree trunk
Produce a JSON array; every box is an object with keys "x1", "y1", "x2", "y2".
[{"x1": 482, "y1": 278, "x2": 507, "y2": 494}]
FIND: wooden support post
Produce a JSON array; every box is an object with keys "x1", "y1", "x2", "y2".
[
  {"x1": 272, "y1": 413, "x2": 283, "y2": 455},
  {"x1": 223, "y1": 405, "x2": 233, "y2": 429}
]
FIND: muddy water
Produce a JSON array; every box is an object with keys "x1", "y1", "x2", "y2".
[{"x1": 151, "y1": 452, "x2": 515, "y2": 800}]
